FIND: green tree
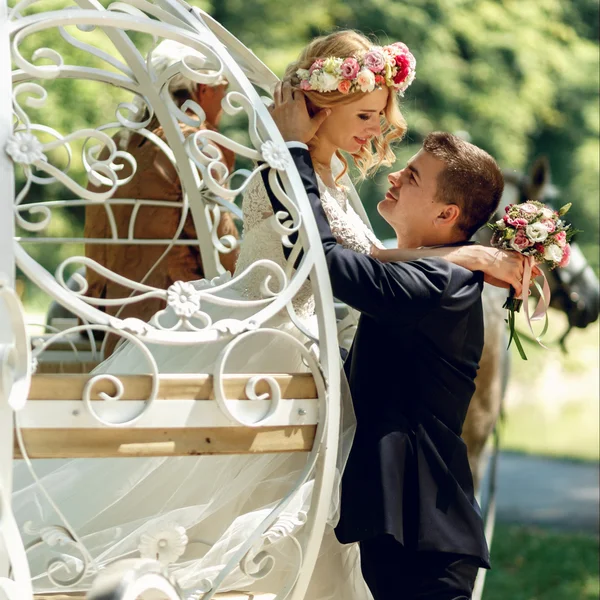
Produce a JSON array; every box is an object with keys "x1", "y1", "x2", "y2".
[
  {"x1": 209, "y1": 0, "x2": 599, "y2": 265},
  {"x1": 11, "y1": 0, "x2": 599, "y2": 272}
]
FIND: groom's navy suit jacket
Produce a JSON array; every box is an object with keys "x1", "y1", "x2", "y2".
[{"x1": 263, "y1": 148, "x2": 490, "y2": 568}]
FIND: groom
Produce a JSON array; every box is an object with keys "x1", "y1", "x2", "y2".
[{"x1": 266, "y1": 83, "x2": 503, "y2": 600}]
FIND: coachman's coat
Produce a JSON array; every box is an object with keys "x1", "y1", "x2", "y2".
[{"x1": 85, "y1": 123, "x2": 239, "y2": 356}]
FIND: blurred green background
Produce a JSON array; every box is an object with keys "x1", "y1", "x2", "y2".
[
  {"x1": 14, "y1": 0, "x2": 600, "y2": 272},
  {"x1": 11, "y1": 0, "x2": 599, "y2": 597},
  {"x1": 210, "y1": 0, "x2": 600, "y2": 275}
]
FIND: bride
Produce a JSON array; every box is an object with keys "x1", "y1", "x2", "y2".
[{"x1": 14, "y1": 30, "x2": 520, "y2": 599}]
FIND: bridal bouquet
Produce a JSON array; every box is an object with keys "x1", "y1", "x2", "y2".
[{"x1": 488, "y1": 200, "x2": 575, "y2": 359}]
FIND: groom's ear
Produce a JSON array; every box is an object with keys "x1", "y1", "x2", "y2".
[{"x1": 435, "y1": 204, "x2": 460, "y2": 228}]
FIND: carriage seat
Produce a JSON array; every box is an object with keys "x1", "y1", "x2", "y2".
[
  {"x1": 16, "y1": 372, "x2": 318, "y2": 599},
  {"x1": 16, "y1": 373, "x2": 318, "y2": 458}
]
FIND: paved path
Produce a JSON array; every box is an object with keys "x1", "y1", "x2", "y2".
[{"x1": 481, "y1": 451, "x2": 599, "y2": 534}]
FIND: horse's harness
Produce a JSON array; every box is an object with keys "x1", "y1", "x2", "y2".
[{"x1": 547, "y1": 261, "x2": 592, "y2": 351}]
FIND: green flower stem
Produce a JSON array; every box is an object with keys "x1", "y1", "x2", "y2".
[
  {"x1": 503, "y1": 286, "x2": 523, "y2": 313},
  {"x1": 504, "y1": 287, "x2": 528, "y2": 360}
]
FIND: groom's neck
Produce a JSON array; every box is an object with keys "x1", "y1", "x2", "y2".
[
  {"x1": 394, "y1": 228, "x2": 432, "y2": 249},
  {"x1": 394, "y1": 229, "x2": 463, "y2": 249}
]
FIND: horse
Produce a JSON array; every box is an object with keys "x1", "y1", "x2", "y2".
[{"x1": 463, "y1": 156, "x2": 600, "y2": 491}]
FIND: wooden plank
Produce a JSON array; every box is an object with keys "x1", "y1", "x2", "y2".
[
  {"x1": 35, "y1": 361, "x2": 100, "y2": 374},
  {"x1": 28, "y1": 373, "x2": 317, "y2": 401},
  {"x1": 14, "y1": 425, "x2": 316, "y2": 458},
  {"x1": 18, "y1": 398, "x2": 318, "y2": 429}
]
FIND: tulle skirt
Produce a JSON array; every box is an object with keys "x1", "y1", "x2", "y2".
[{"x1": 13, "y1": 278, "x2": 372, "y2": 599}]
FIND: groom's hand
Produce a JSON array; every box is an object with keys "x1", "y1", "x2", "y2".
[{"x1": 270, "y1": 81, "x2": 330, "y2": 144}]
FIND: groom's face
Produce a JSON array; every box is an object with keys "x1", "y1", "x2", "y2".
[{"x1": 377, "y1": 149, "x2": 449, "y2": 240}]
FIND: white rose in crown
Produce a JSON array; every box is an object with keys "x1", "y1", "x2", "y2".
[
  {"x1": 310, "y1": 71, "x2": 338, "y2": 92},
  {"x1": 356, "y1": 69, "x2": 376, "y2": 92},
  {"x1": 525, "y1": 222, "x2": 549, "y2": 243}
]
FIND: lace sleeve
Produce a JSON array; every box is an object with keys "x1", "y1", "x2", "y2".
[
  {"x1": 345, "y1": 202, "x2": 385, "y2": 251},
  {"x1": 241, "y1": 169, "x2": 383, "y2": 256},
  {"x1": 317, "y1": 178, "x2": 384, "y2": 256},
  {"x1": 240, "y1": 172, "x2": 274, "y2": 233}
]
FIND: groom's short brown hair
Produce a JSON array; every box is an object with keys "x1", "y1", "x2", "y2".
[{"x1": 423, "y1": 132, "x2": 504, "y2": 239}]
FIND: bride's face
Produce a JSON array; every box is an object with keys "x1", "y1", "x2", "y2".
[{"x1": 314, "y1": 87, "x2": 389, "y2": 155}]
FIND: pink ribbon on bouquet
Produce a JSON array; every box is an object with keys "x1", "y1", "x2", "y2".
[{"x1": 517, "y1": 255, "x2": 552, "y2": 348}]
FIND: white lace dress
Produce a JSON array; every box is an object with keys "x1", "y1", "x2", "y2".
[{"x1": 13, "y1": 172, "x2": 382, "y2": 600}]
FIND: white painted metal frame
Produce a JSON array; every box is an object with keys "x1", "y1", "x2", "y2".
[{"x1": 0, "y1": 1, "x2": 349, "y2": 599}]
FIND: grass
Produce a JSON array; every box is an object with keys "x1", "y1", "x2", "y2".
[
  {"x1": 509, "y1": 311, "x2": 598, "y2": 380},
  {"x1": 500, "y1": 311, "x2": 599, "y2": 462},
  {"x1": 500, "y1": 400, "x2": 600, "y2": 462},
  {"x1": 485, "y1": 524, "x2": 600, "y2": 600}
]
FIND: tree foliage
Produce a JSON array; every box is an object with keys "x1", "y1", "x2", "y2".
[
  {"x1": 11, "y1": 0, "x2": 599, "y2": 271},
  {"x1": 207, "y1": 0, "x2": 599, "y2": 265}
]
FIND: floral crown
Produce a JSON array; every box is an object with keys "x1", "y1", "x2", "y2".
[{"x1": 296, "y1": 42, "x2": 416, "y2": 96}]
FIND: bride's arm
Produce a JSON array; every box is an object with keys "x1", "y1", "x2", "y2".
[{"x1": 372, "y1": 244, "x2": 527, "y2": 297}]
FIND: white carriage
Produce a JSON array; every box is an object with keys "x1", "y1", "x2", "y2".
[{"x1": 0, "y1": 2, "x2": 368, "y2": 598}]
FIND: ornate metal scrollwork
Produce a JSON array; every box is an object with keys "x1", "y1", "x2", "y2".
[{"x1": 3, "y1": 3, "x2": 344, "y2": 600}]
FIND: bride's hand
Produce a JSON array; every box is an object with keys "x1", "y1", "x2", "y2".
[
  {"x1": 478, "y1": 247, "x2": 526, "y2": 295},
  {"x1": 270, "y1": 81, "x2": 330, "y2": 144}
]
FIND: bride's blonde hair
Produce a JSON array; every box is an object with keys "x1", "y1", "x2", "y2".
[{"x1": 284, "y1": 30, "x2": 408, "y2": 182}]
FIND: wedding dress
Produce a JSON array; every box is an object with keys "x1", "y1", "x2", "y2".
[{"x1": 13, "y1": 170, "x2": 382, "y2": 600}]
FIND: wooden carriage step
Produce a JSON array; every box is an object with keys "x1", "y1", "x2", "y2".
[
  {"x1": 14, "y1": 426, "x2": 316, "y2": 458},
  {"x1": 15, "y1": 374, "x2": 318, "y2": 458}
]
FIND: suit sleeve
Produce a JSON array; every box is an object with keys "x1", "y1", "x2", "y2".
[{"x1": 263, "y1": 148, "x2": 466, "y2": 322}]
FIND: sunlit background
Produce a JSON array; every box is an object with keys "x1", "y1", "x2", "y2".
[{"x1": 12, "y1": 1, "x2": 600, "y2": 598}]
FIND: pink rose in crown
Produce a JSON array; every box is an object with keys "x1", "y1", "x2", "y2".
[
  {"x1": 300, "y1": 79, "x2": 312, "y2": 91},
  {"x1": 510, "y1": 230, "x2": 533, "y2": 251},
  {"x1": 391, "y1": 42, "x2": 411, "y2": 54},
  {"x1": 559, "y1": 243, "x2": 571, "y2": 268},
  {"x1": 309, "y1": 59, "x2": 324, "y2": 75},
  {"x1": 363, "y1": 51, "x2": 386, "y2": 73},
  {"x1": 337, "y1": 79, "x2": 351, "y2": 94},
  {"x1": 394, "y1": 54, "x2": 411, "y2": 82},
  {"x1": 540, "y1": 218, "x2": 556, "y2": 233},
  {"x1": 555, "y1": 230, "x2": 567, "y2": 247},
  {"x1": 340, "y1": 57, "x2": 360, "y2": 80}
]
